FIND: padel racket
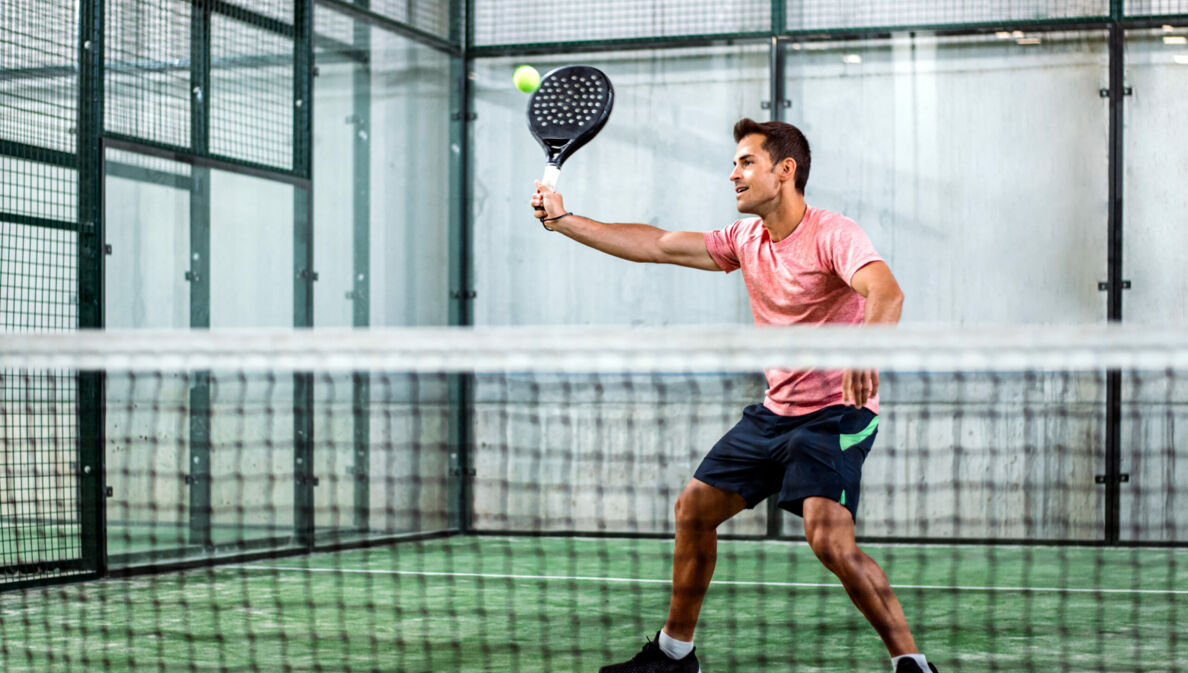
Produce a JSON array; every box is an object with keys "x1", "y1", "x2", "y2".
[{"x1": 528, "y1": 65, "x2": 614, "y2": 191}]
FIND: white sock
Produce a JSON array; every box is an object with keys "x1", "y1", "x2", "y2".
[
  {"x1": 658, "y1": 629, "x2": 694, "y2": 660},
  {"x1": 891, "y1": 653, "x2": 930, "y2": 672}
]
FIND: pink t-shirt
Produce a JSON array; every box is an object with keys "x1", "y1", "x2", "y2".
[{"x1": 704, "y1": 206, "x2": 883, "y2": 416}]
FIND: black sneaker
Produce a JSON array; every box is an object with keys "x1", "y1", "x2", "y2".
[
  {"x1": 894, "y1": 659, "x2": 939, "y2": 673},
  {"x1": 598, "y1": 632, "x2": 701, "y2": 673}
]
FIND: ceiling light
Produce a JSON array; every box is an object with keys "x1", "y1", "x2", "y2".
[
  {"x1": 1174, "y1": 54, "x2": 1188, "y2": 64},
  {"x1": 995, "y1": 31, "x2": 1012, "y2": 39},
  {"x1": 1164, "y1": 36, "x2": 1188, "y2": 45},
  {"x1": 1016, "y1": 37, "x2": 1042, "y2": 45},
  {"x1": 842, "y1": 54, "x2": 862, "y2": 64}
]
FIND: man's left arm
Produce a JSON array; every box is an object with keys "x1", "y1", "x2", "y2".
[{"x1": 843, "y1": 261, "x2": 904, "y2": 407}]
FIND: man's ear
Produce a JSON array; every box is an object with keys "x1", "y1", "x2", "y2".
[{"x1": 779, "y1": 157, "x2": 798, "y2": 183}]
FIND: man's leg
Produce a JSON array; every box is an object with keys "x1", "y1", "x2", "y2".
[
  {"x1": 802, "y1": 496, "x2": 917, "y2": 656},
  {"x1": 663, "y1": 478, "x2": 747, "y2": 640}
]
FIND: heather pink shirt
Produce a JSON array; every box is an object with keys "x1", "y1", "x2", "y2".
[{"x1": 704, "y1": 206, "x2": 883, "y2": 416}]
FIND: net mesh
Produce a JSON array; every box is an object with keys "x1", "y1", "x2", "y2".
[
  {"x1": 104, "y1": 0, "x2": 193, "y2": 148},
  {"x1": 1125, "y1": 0, "x2": 1188, "y2": 16},
  {"x1": 0, "y1": 0, "x2": 84, "y2": 587},
  {"x1": 209, "y1": 2, "x2": 296, "y2": 170},
  {"x1": 472, "y1": 0, "x2": 771, "y2": 46},
  {"x1": 0, "y1": 327, "x2": 1185, "y2": 672},
  {"x1": 786, "y1": 1, "x2": 1108, "y2": 31}
]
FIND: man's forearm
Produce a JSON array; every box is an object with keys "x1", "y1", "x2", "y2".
[{"x1": 548, "y1": 215, "x2": 668, "y2": 263}]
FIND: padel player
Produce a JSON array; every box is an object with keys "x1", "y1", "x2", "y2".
[{"x1": 530, "y1": 119, "x2": 937, "y2": 673}]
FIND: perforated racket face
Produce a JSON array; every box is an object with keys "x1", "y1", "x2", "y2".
[{"x1": 527, "y1": 65, "x2": 614, "y2": 167}]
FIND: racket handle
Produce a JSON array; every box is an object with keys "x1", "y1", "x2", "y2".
[{"x1": 541, "y1": 165, "x2": 560, "y2": 189}]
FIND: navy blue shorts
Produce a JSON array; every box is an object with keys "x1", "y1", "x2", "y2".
[{"x1": 693, "y1": 404, "x2": 878, "y2": 521}]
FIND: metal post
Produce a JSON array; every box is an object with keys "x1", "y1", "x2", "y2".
[
  {"x1": 293, "y1": 0, "x2": 316, "y2": 548},
  {"x1": 188, "y1": 0, "x2": 213, "y2": 550},
  {"x1": 446, "y1": 0, "x2": 474, "y2": 532},
  {"x1": 77, "y1": 0, "x2": 107, "y2": 577},
  {"x1": 1103, "y1": 2, "x2": 1127, "y2": 545}
]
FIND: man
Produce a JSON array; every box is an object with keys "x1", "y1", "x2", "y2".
[{"x1": 530, "y1": 118, "x2": 936, "y2": 673}]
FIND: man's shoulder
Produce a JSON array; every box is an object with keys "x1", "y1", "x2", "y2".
[
  {"x1": 807, "y1": 205, "x2": 860, "y2": 231},
  {"x1": 717, "y1": 216, "x2": 765, "y2": 241}
]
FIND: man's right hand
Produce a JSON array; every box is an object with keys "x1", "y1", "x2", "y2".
[{"x1": 531, "y1": 181, "x2": 566, "y2": 224}]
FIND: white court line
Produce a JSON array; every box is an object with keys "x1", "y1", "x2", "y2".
[{"x1": 236, "y1": 565, "x2": 1188, "y2": 596}]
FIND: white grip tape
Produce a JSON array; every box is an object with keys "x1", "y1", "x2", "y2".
[{"x1": 541, "y1": 165, "x2": 561, "y2": 189}]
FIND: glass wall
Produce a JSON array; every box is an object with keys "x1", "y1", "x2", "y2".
[
  {"x1": 1119, "y1": 27, "x2": 1188, "y2": 542},
  {"x1": 472, "y1": 46, "x2": 766, "y2": 326},
  {"x1": 311, "y1": 5, "x2": 454, "y2": 543},
  {"x1": 785, "y1": 31, "x2": 1110, "y2": 326}
]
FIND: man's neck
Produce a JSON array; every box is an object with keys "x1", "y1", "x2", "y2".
[{"x1": 759, "y1": 196, "x2": 808, "y2": 242}]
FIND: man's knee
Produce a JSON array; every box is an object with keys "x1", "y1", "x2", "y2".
[
  {"x1": 807, "y1": 533, "x2": 857, "y2": 573},
  {"x1": 674, "y1": 480, "x2": 743, "y2": 531},
  {"x1": 803, "y1": 498, "x2": 860, "y2": 571}
]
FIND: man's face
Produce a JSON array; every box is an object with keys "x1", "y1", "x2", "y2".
[{"x1": 729, "y1": 133, "x2": 789, "y2": 215}]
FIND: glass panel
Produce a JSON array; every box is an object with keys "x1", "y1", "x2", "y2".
[
  {"x1": 312, "y1": 8, "x2": 454, "y2": 543},
  {"x1": 786, "y1": 31, "x2": 1109, "y2": 325},
  {"x1": 104, "y1": 149, "x2": 191, "y2": 329},
  {"x1": 1119, "y1": 29, "x2": 1188, "y2": 543},
  {"x1": 472, "y1": 47, "x2": 765, "y2": 326},
  {"x1": 209, "y1": 171, "x2": 294, "y2": 327},
  {"x1": 367, "y1": 29, "x2": 451, "y2": 327}
]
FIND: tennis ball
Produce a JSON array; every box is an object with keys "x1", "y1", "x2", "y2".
[{"x1": 513, "y1": 65, "x2": 540, "y2": 94}]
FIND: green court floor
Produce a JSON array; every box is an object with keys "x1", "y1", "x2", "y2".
[{"x1": 2, "y1": 536, "x2": 1185, "y2": 672}]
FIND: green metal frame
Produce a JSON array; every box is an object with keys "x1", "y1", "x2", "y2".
[
  {"x1": 187, "y1": 0, "x2": 214, "y2": 550},
  {"x1": 76, "y1": 0, "x2": 107, "y2": 582},
  {"x1": 293, "y1": 0, "x2": 316, "y2": 549},
  {"x1": 446, "y1": 0, "x2": 475, "y2": 532}
]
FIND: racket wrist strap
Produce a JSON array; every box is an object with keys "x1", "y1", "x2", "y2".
[{"x1": 540, "y1": 212, "x2": 573, "y2": 230}]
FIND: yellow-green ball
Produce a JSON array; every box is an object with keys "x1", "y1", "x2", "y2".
[{"x1": 513, "y1": 65, "x2": 540, "y2": 94}]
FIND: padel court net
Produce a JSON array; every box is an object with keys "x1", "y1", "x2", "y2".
[{"x1": 0, "y1": 326, "x2": 1185, "y2": 672}]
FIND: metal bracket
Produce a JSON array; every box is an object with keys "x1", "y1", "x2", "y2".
[
  {"x1": 451, "y1": 112, "x2": 477, "y2": 121},
  {"x1": 1097, "y1": 280, "x2": 1131, "y2": 291},
  {"x1": 184, "y1": 271, "x2": 201, "y2": 283},
  {"x1": 183, "y1": 474, "x2": 206, "y2": 484},
  {"x1": 761, "y1": 100, "x2": 791, "y2": 110},
  {"x1": 1099, "y1": 87, "x2": 1133, "y2": 98},
  {"x1": 451, "y1": 468, "x2": 477, "y2": 476},
  {"x1": 296, "y1": 475, "x2": 320, "y2": 486},
  {"x1": 104, "y1": 486, "x2": 113, "y2": 498},
  {"x1": 104, "y1": 244, "x2": 112, "y2": 255},
  {"x1": 451, "y1": 290, "x2": 477, "y2": 299},
  {"x1": 1095, "y1": 473, "x2": 1130, "y2": 484},
  {"x1": 299, "y1": 269, "x2": 319, "y2": 281}
]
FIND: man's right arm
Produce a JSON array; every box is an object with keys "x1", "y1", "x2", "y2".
[{"x1": 531, "y1": 183, "x2": 721, "y2": 272}]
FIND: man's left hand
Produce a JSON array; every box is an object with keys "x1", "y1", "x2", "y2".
[{"x1": 842, "y1": 369, "x2": 878, "y2": 408}]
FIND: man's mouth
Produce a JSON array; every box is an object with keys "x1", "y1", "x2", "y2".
[{"x1": 735, "y1": 185, "x2": 748, "y2": 195}]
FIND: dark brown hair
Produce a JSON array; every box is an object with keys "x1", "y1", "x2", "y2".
[{"x1": 733, "y1": 118, "x2": 811, "y2": 194}]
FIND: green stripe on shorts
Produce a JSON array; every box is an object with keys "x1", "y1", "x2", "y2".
[{"x1": 839, "y1": 416, "x2": 878, "y2": 451}]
